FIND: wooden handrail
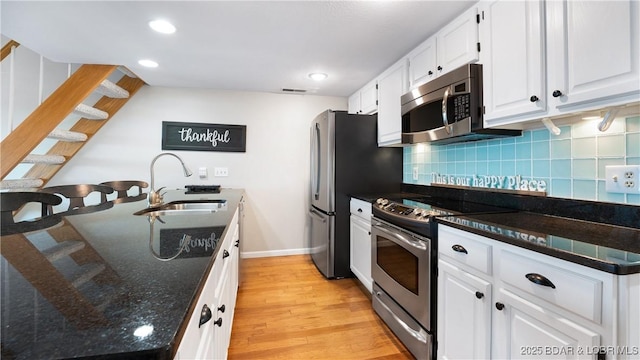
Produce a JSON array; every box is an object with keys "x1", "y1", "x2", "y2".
[
  {"x1": 0, "y1": 40, "x2": 20, "y2": 61},
  {"x1": 0, "y1": 64, "x2": 117, "y2": 179}
]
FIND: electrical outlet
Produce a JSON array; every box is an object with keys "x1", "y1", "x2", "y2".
[
  {"x1": 605, "y1": 165, "x2": 640, "y2": 194},
  {"x1": 413, "y1": 166, "x2": 419, "y2": 181},
  {"x1": 214, "y1": 167, "x2": 228, "y2": 177}
]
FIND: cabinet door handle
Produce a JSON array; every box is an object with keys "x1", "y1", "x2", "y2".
[
  {"x1": 495, "y1": 302, "x2": 505, "y2": 311},
  {"x1": 199, "y1": 304, "x2": 212, "y2": 327},
  {"x1": 437, "y1": 66, "x2": 443, "y2": 71},
  {"x1": 357, "y1": 208, "x2": 363, "y2": 213},
  {"x1": 218, "y1": 304, "x2": 226, "y2": 313},
  {"x1": 235, "y1": 240, "x2": 239, "y2": 247},
  {"x1": 475, "y1": 291, "x2": 484, "y2": 299},
  {"x1": 223, "y1": 249, "x2": 230, "y2": 259},
  {"x1": 451, "y1": 244, "x2": 468, "y2": 254},
  {"x1": 214, "y1": 317, "x2": 223, "y2": 327},
  {"x1": 525, "y1": 273, "x2": 556, "y2": 289},
  {"x1": 552, "y1": 90, "x2": 563, "y2": 98},
  {"x1": 530, "y1": 95, "x2": 539, "y2": 102}
]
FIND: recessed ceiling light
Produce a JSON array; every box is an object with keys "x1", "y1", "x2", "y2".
[
  {"x1": 149, "y1": 19, "x2": 176, "y2": 34},
  {"x1": 138, "y1": 59, "x2": 159, "y2": 68},
  {"x1": 309, "y1": 73, "x2": 328, "y2": 81}
]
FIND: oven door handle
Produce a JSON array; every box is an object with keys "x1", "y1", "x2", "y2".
[
  {"x1": 372, "y1": 223, "x2": 427, "y2": 251},
  {"x1": 375, "y1": 290, "x2": 428, "y2": 344}
]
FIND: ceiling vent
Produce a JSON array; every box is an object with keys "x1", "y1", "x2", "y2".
[{"x1": 281, "y1": 88, "x2": 307, "y2": 93}]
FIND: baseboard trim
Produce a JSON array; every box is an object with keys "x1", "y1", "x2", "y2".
[{"x1": 241, "y1": 248, "x2": 310, "y2": 259}]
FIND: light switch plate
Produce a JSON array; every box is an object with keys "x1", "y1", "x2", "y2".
[
  {"x1": 198, "y1": 167, "x2": 207, "y2": 179},
  {"x1": 413, "y1": 166, "x2": 419, "y2": 181},
  {"x1": 605, "y1": 165, "x2": 640, "y2": 193}
]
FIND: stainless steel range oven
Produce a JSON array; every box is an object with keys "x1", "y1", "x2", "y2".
[
  {"x1": 372, "y1": 198, "x2": 437, "y2": 360},
  {"x1": 371, "y1": 196, "x2": 514, "y2": 360},
  {"x1": 372, "y1": 217, "x2": 432, "y2": 359}
]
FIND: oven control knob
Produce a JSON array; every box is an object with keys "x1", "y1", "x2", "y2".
[{"x1": 376, "y1": 198, "x2": 389, "y2": 206}]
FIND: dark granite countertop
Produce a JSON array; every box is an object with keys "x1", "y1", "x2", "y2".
[
  {"x1": 436, "y1": 212, "x2": 640, "y2": 275},
  {"x1": 349, "y1": 192, "x2": 425, "y2": 204},
  {"x1": 1, "y1": 188, "x2": 244, "y2": 359},
  {"x1": 353, "y1": 185, "x2": 640, "y2": 275}
]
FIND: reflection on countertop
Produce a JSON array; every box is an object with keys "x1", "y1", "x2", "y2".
[
  {"x1": 437, "y1": 211, "x2": 640, "y2": 275},
  {"x1": 0, "y1": 188, "x2": 244, "y2": 359}
]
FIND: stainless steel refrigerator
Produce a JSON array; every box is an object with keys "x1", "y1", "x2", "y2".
[{"x1": 309, "y1": 110, "x2": 402, "y2": 279}]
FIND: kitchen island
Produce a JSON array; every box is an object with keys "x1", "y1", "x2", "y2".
[{"x1": 1, "y1": 188, "x2": 244, "y2": 359}]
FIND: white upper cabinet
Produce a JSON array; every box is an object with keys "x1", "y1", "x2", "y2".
[
  {"x1": 480, "y1": 0, "x2": 546, "y2": 122},
  {"x1": 408, "y1": 37, "x2": 438, "y2": 88},
  {"x1": 546, "y1": 0, "x2": 640, "y2": 111},
  {"x1": 436, "y1": 6, "x2": 480, "y2": 76},
  {"x1": 347, "y1": 92, "x2": 360, "y2": 115},
  {"x1": 377, "y1": 58, "x2": 408, "y2": 146},
  {"x1": 408, "y1": 6, "x2": 479, "y2": 89},
  {"x1": 348, "y1": 80, "x2": 378, "y2": 115},
  {"x1": 482, "y1": 0, "x2": 640, "y2": 127}
]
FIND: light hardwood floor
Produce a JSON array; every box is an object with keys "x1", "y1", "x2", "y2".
[{"x1": 228, "y1": 255, "x2": 413, "y2": 360}]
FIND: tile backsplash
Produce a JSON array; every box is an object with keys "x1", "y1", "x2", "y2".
[{"x1": 403, "y1": 116, "x2": 640, "y2": 205}]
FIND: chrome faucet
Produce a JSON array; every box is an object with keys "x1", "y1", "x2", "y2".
[{"x1": 148, "y1": 152, "x2": 193, "y2": 207}]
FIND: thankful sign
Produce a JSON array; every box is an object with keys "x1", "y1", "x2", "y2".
[{"x1": 162, "y1": 121, "x2": 246, "y2": 152}]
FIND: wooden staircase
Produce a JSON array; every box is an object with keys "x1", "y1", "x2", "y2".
[
  {"x1": 0, "y1": 39, "x2": 143, "y2": 330},
  {"x1": 0, "y1": 41, "x2": 145, "y2": 191}
]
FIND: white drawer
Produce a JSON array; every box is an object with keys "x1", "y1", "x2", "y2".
[
  {"x1": 498, "y1": 249, "x2": 604, "y2": 323},
  {"x1": 350, "y1": 198, "x2": 372, "y2": 220},
  {"x1": 438, "y1": 225, "x2": 493, "y2": 276}
]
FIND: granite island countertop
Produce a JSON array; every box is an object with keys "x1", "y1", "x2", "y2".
[{"x1": 1, "y1": 188, "x2": 244, "y2": 359}]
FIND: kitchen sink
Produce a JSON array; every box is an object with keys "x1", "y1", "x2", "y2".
[{"x1": 133, "y1": 199, "x2": 227, "y2": 216}]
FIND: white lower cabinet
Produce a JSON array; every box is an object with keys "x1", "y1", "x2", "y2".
[
  {"x1": 493, "y1": 287, "x2": 600, "y2": 359},
  {"x1": 437, "y1": 224, "x2": 639, "y2": 360},
  {"x1": 175, "y1": 208, "x2": 240, "y2": 360},
  {"x1": 349, "y1": 198, "x2": 372, "y2": 292},
  {"x1": 437, "y1": 260, "x2": 491, "y2": 359}
]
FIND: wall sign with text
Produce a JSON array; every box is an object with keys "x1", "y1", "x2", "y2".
[{"x1": 162, "y1": 121, "x2": 246, "y2": 152}]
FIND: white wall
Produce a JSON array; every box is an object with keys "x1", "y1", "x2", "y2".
[{"x1": 48, "y1": 85, "x2": 347, "y2": 257}]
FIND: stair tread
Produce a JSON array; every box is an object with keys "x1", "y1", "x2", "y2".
[
  {"x1": 22, "y1": 154, "x2": 65, "y2": 164},
  {"x1": 48, "y1": 129, "x2": 87, "y2": 142},
  {"x1": 96, "y1": 79, "x2": 129, "y2": 99},
  {"x1": 74, "y1": 103, "x2": 108, "y2": 120},
  {"x1": 42, "y1": 240, "x2": 85, "y2": 262},
  {"x1": 117, "y1": 66, "x2": 138, "y2": 78},
  {"x1": 0, "y1": 178, "x2": 44, "y2": 190}
]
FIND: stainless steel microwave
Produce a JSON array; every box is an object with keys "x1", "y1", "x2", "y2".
[{"x1": 400, "y1": 63, "x2": 520, "y2": 145}]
